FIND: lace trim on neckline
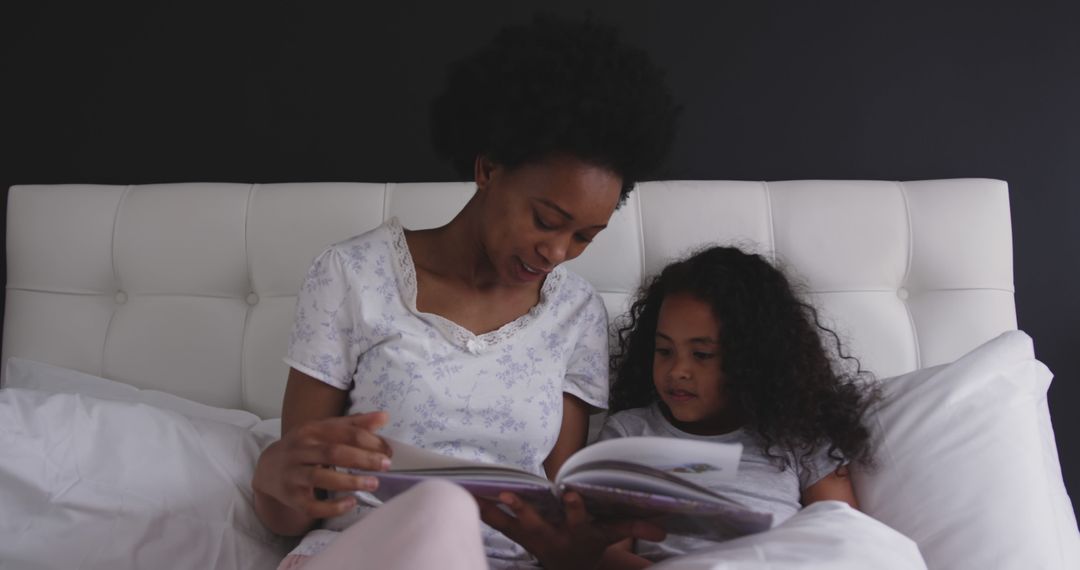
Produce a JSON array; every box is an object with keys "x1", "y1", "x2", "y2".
[{"x1": 386, "y1": 217, "x2": 563, "y2": 351}]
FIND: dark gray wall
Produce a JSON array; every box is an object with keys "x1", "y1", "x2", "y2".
[{"x1": 3, "y1": 1, "x2": 1078, "y2": 513}]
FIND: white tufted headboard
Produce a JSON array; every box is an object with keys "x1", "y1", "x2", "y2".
[{"x1": 2, "y1": 179, "x2": 1016, "y2": 418}]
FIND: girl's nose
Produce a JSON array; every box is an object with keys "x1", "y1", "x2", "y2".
[{"x1": 669, "y1": 356, "x2": 691, "y2": 380}]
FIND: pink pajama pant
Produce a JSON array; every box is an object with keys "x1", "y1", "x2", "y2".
[{"x1": 277, "y1": 479, "x2": 489, "y2": 570}]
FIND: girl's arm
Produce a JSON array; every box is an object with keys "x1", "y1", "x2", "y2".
[
  {"x1": 801, "y1": 465, "x2": 858, "y2": 508},
  {"x1": 252, "y1": 368, "x2": 393, "y2": 536}
]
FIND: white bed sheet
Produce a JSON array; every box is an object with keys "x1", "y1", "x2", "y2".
[{"x1": 652, "y1": 500, "x2": 926, "y2": 570}]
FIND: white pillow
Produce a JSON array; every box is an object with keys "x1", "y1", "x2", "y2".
[
  {"x1": 253, "y1": 417, "x2": 283, "y2": 440},
  {"x1": 3, "y1": 357, "x2": 264, "y2": 428},
  {"x1": 651, "y1": 501, "x2": 926, "y2": 569},
  {"x1": 852, "y1": 331, "x2": 1080, "y2": 569},
  {"x1": 0, "y1": 387, "x2": 292, "y2": 569}
]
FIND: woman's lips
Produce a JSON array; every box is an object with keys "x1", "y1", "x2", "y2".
[{"x1": 514, "y1": 257, "x2": 547, "y2": 282}]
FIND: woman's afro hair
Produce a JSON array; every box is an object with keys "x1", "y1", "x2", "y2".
[{"x1": 430, "y1": 14, "x2": 680, "y2": 198}]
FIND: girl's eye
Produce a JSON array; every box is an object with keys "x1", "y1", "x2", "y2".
[
  {"x1": 573, "y1": 233, "x2": 593, "y2": 244},
  {"x1": 694, "y1": 352, "x2": 716, "y2": 360},
  {"x1": 654, "y1": 348, "x2": 672, "y2": 357}
]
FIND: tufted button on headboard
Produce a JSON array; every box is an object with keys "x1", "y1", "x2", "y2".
[{"x1": 3, "y1": 179, "x2": 1016, "y2": 418}]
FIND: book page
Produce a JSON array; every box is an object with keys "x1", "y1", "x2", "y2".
[
  {"x1": 562, "y1": 463, "x2": 730, "y2": 502},
  {"x1": 354, "y1": 437, "x2": 547, "y2": 482},
  {"x1": 553, "y1": 438, "x2": 769, "y2": 540},
  {"x1": 369, "y1": 471, "x2": 556, "y2": 504},
  {"x1": 381, "y1": 437, "x2": 502, "y2": 471},
  {"x1": 347, "y1": 437, "x2": 556, "y2": 511},
  {"x1": 562, "y1": 481, "x2": 772, "y2": 540},
  {"x1": 557, "y1": 436, "x2": 742, "y2": 487}
]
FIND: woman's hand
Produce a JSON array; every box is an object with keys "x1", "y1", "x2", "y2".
[
  {"x1": 252, "y1": 411, "x2": 393, "y2": 535},
  {"x1": 479, "y1": 491, "x2": 665, "y2": 570}
]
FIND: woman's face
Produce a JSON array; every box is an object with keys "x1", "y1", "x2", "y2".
[{"x1": 475, "y1": 154, "x2": 622, "y2": 287}]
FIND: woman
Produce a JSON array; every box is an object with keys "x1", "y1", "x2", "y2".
[{"x1": 252, "y1": 14, "x2": 679, "y2": 569}]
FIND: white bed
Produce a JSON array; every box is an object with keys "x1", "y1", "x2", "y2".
[{"x1": 1, "y1": 179, "x2": 1077, "y2": 569}]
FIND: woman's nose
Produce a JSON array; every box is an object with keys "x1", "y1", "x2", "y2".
[{"x1": 537, "y1": 236, "x2": 570, "y2": 266}]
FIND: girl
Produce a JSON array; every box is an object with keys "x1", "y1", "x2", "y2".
[
  {"x1": 483, "y1": 246, "x2": 878, "y2": 569},
  {"x1": 601, "y1": 245, "x2": 879, "y2": 565}
]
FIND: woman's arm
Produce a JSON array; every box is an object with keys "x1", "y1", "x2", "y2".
[
  {"x1": 598, "y1": 539, "x2": 652, "y2": 569},
  {"x1": 252, "y1": 368, "x2": 393, "y2": 536},
  {"x1": 543, "y1": 394, "x2": 592, "y2": 477},
  {"x1": 480, "y1": 490, "x2": 664, "y2": 570},
  {"x1": 480, "y1": 394, "x2": 663, "y2": 569},
  {"x1": 801, "y1": 465, "x2": 858, "y2": 508}
]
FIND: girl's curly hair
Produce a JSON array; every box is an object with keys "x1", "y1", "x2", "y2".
[
  {"x1": 610, "y1": 246, "x2": 879, "y2": 469},
  {"x1": 430, "y1": 13, "x2": 679, "y2": 200}
]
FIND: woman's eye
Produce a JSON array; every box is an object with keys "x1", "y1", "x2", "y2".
[
  {"x1": 533, "y1": 212, "x2": 554, "y2": 230},
  {"x1": 573, "y1": 233, "x2": 593, "y2": 244},
  {"x1": 694, "y1": 352, "x2": 716, "y2": 360},
  {"x1": 654, "y1": 348, "x2": 671, "y2": 356}
]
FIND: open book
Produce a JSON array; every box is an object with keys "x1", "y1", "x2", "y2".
[{"x1": 350, "y1": 436, "x2": 772, "y2": 541}]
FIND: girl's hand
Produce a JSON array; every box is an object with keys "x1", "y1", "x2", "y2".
[
  {"x1": 479, "y1": 491, "x2": 666, "y2": 570},
  {"x1": 252, "y1": 411, "x2": 393, "y2": 522}
]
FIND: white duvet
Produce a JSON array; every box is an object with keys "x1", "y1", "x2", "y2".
[
  {"x1": 0, "y1": 386, "x2": 924, "y2": 570},
  {"x1": 0, "y1": 388, "x2": 292, "y2": 570}
]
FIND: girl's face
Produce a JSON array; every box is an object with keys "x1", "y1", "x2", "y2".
[
  {"x1": 652, "y1": 292, "x2": 737, "y2": 435},
  {"x1": 475, "y1": 154, "x2": 622, "y2": 287}
]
